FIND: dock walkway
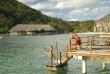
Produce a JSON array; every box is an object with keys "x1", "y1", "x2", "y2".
[
  {"x1": 69, "y1": 49, "x2": 110, "y2": 58},
  {"x1": 46, "y1": 34, "x2": 110, "y2": 74}
]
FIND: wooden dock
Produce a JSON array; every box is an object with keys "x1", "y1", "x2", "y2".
[{"x1": 46, "y1": 34, "x2": 110, "y2": 74}]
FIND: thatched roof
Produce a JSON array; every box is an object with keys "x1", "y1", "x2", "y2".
[{"x1": 9, "y1": 24, "x2": 55, "y2": 32}]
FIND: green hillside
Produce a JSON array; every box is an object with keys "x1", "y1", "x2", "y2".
[{"x1": 0, "y1": 0, "x2": 94, "y2": 33}]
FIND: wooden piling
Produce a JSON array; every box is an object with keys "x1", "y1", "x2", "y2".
[
  {"x1": 67, "y1": 45, "x2": 69, "y2": 59},
  {"x1": 93, "y1": 36, "x2": 94, "y2": 45},
  {"x1": 56, "y1": 42, "x2": 58, "y2": 66},
  {"x1": 60, "y1": 52, "x2": 62, "y2": 65},
  {"x1": 97, "y1": 35, "x2": 99, "y2": 44},
  {"x1": 90, "y1": 39, "x2": 92, "y2": 53},
  {"x1": 87, "y1": 37, "x2": 89, "y2": 46},
  {"x1": 69, "y1": 39, "x2": 71, "y2": 51}
]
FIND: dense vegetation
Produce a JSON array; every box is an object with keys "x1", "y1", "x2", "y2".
[{"x1": 0, "y1": 0, "x2": 94, "y2": 34}]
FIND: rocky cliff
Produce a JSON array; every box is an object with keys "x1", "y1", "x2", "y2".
[{"x1": 94, "y1": 14, "x2": 110, "y2": 32}]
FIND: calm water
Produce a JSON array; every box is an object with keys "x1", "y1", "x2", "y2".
[{"x1": 0, "y1": 34, "x2": 110, "y2": 74}]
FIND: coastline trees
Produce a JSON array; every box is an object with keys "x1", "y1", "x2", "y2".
[{"x1": 0, "y1": 0, "x2": 94, "y2": 34}]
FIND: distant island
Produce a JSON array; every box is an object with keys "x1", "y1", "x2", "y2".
[{"x1": 0, "y1": 0, "x2": 95, "y2": 34}]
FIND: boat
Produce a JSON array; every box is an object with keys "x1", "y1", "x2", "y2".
[{"x1": 45, "y1": 64, "x2": 58, "y2": 71}]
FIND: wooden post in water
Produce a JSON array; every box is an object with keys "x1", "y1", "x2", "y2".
[
  {"x1": 67, "y1": 45, "x2": 69, "y2": 59},
  {"x1": 87, "y1": 37, "x2": 89, "y2": 46},
  {"x1": 93, "y1": 36, "x2": 94, "y2": 45},
  {"x1": 60, "y1": 52, "x2": 62, "y2": 65},
  {"x1": 56, "y1": 42, "x2": 58, "y2": 66},
  {"x1": 97, "y1": 35, "x2": 99, "y2": 44},
  {"x1": 90, "y1": 39, "x2": 92, "y2": 53},
  {"x1": 69, "y1": 39, "x2": 71, "y2": 51}
]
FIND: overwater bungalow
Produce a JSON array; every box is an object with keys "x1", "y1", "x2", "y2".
[{"x1": 9, "y1": 24, "x2": 55, "y2": 35}]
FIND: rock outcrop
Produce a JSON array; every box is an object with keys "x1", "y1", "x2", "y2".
[{"x1": 94, "y1": 14, "x2": 110, "y2": 32}]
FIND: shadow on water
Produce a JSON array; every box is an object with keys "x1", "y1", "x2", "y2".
[
  {"x1": 97, "y1": 68, "x2": 110, "y2": 74},
  {"x1": 45, "y1": 67, "x2": 68, "y2": 74}
]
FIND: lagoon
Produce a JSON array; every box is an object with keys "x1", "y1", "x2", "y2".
[{"x1": 0, "y1": 34, "x2": 110, "y2": 74}]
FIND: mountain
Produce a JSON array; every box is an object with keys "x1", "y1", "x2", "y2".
[
  {"x1": 94, "y1": 14, "x2": 110, "y2": 32},
  {"x1": 0, "y1": 0, "x2": 94, "y2": 33}
]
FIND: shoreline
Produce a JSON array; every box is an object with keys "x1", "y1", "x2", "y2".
[{"x1": 77, "y1": 32, "x2": 110, "y2": 34}]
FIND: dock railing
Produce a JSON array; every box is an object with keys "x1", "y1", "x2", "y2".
[
  {"x1": 69, "y1": 35, "x2": 110, "y2": 53},
  {"x1": 59, "y1": 45, "x2": 69, "y2": 65},
  {"x1": 57, "y1": 35, "x2": 110, "y2": 66}
]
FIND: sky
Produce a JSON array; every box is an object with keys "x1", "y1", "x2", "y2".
[{"x1": 17, "y1": 0, "x2": 110, "y2": 21}]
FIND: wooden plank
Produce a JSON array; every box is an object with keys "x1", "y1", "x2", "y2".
[
  {"x1": 68, "y1": 52, "x2": 110, "y2": 58},
  {"x1": 92, "y1": 51, "x2": 110, "y2": 53},
  {"x1": 61, "y1": 54, "x2": 73, "y2": 64},
  {"x1": 91, "y1": 46, "x2": 110, "y2": 48},
  {"x1": 70, "y1": 50, "x2": 110, "y2": 53},
  {"x1": 45, "y1": 66, "x2": 57, "y2": 71},
  {"x1": 71, "y1": 45, "x2": 110, "y2": 48},
  {"x1": 99, "y1": 35, "x2": 110, "y2": 37}
]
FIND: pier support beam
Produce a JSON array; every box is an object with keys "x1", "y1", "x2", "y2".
[
  {"x1": 82, "y1": 60, "x2": 87, "y2": 74},
  {"x1": 102, "y1": 62, "x2": 106, "y2": 70}
]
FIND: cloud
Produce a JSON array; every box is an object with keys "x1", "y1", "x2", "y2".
[
  {"x1": 17, "y1": 0, "x2": 110, "y2": 21},
  {"x1": 30, "y1": 2, "x2": 54, "y2": 10},
  {"x1": 68, "y1": 19, "x2": 78, "y2": 21},
  {"x1": 97, "y1": 14, "x2": 105, "y2": 19},
  {"x1": 91, "y1": 7, "x2": 110, "y2": 14},
  {"x1": 67, "y1": 6, "x2": 110, "y2": 18},
  {"x1": 30, "y1": 0, "x2": 99, "y2": 10},
  {"x1": 99, "y1": 1, "x2": 106, "y2": 4},
  {"x1": 42, "y1": 11, "x2": 56, "y2": 16},
  {"x1": 55, "y1": 0, "x2": 99, "y2": 9},
  {"x1": 42, "y1": 11, "x2": 63, "y2": 17},
  {"x1": 67, "y1": 8, "x2": 90, "y2": 18},
  {"x1": 17, "y1": 0, "x2": 36, "y2": 3}
]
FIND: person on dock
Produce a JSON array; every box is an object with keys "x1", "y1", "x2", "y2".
[
  {"x1": 70, "y1": 32, "x2": 81, "y2": 45},
  {"x1": 49, "y1": 45, "x2": 53, "y2": 66}
]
